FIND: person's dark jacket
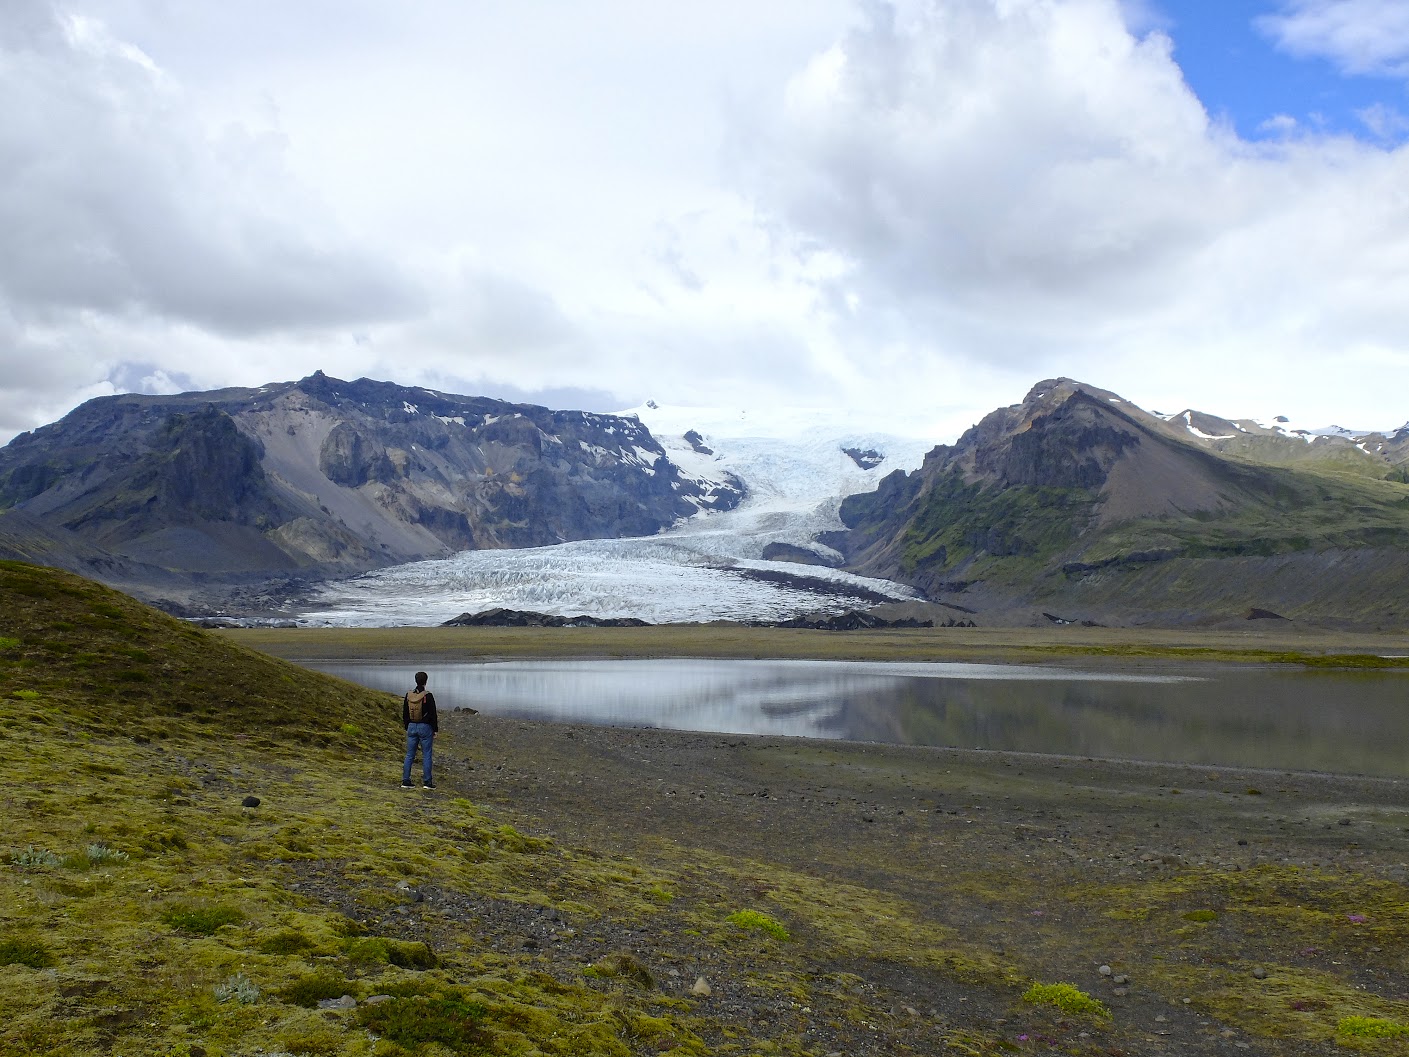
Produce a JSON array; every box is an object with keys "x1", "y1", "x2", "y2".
[{"x1": 402, "y1": 690, "x2": 438, "y2": 733}]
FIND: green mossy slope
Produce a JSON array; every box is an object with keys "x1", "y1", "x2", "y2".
[
  {"x1": 0, "y1": 559, "x2": 396, "y2": 744},
  {"x1": 7, "y1": 561, "x2": 1409, "y2": 1056}
]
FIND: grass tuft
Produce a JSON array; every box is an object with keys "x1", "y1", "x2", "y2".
[
  {"x1": 1022, "y1": 982, "x2": 1111, "y2": 1020},
  {"x1": 727, "y1": 909, "x2": 791, "y2": 941},
  {"x1": 257, "y1": 928, "x2": 318, "y2": 956},
  {"x1": 160, "y1": 903, "x2": 245, "y2": 935},
  {"x1": 589, "y1": 951, "x2": 656, "y2": 989},
  {"x1": 0, "y1": 938, "x2": 55, "y2": 969},
  {"x1": 279, "y1": 970, "x2": 356, "y2": 1008},
  {"x1": 1339, "y1": 1016, "x2": 1409, "y2": 1039},
  {"x1": 353, "y1": 992, "x2": 489, "y2": 1050},
  {"x1": 343, "y1": 936, "x2": 437, "y2": 969}
]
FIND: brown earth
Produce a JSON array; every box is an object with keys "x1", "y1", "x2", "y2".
[{"x1": 362, "y1": 709, "x2": 1409, "y2": 1056}]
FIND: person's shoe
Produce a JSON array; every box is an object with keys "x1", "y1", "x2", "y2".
[
  {"x1": 422, "y1": 780, "x2": 435, "y2": 789},
  {"x1": 400, "y1": 781, "x2": 414, "y2": 789}
]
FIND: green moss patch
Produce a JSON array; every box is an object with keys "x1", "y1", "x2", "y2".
[
  {"x1": 354, "y1": 991, "x2": 489, "y2": 1050},
  {"x1": 1022, "y1": 982, "x2": 1110, "y2": 1020},
  {"x1": 0, "y1": 938, "x2": 55, "y2": 969},
  {"x1": 1340, "y1": 1016, "x2": 1409, "y2": 1039},
  {"x1": 726, "y1": 909, "x2": 790, "y2": 941},
  {"x1": 160, "y1": 903, "x2": 245, "y2": 935},
  {"x1": 279, "y1": 969, "x2": 356, "y2": 1008}
]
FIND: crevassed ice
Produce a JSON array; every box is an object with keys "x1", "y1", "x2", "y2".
[{"x1": 304, "y1": 406, "x2": 936, "y2": 627}]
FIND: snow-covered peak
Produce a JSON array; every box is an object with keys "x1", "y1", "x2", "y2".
[{"x1": 619, "y1": 403, "x2": 934, "y2": 518}]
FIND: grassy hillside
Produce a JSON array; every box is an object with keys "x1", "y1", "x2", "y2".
[
  {"x1": 9, "y1": 562, "x2": 1409, "y2": 1056},
  {"x1": 0, "y1": 564, "x2": 735, "y2": 1056},
  {"x1": 860, "y1": 459, "x2": 1409, "y2": 625},
  {"x1": 0, "y1": 563, "x2": 1030, "y2": 1057}
]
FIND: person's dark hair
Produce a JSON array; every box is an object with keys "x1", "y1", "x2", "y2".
[{"x1": 414, "y1": 671, "x2": 428, "y2": 689}]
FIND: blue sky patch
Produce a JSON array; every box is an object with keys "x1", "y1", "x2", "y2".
[{"x1": 1148, "y1": 1, "x2": 1409, "y2": 143}]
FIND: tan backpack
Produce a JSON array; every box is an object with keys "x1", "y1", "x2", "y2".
[{"x1": 406, "y1": 689, "x2": 429, "y2": 723}]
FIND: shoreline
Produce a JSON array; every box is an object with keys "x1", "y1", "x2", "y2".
[{"x1": 224, "y1": 622, "x2": 1409, "y2": 667}]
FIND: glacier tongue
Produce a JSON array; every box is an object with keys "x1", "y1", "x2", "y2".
[{"x1": 302, "y1": 405, "x2": 935, "y2": 626}]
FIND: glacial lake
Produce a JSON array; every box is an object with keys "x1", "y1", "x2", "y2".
[{"x1": 308, "y1": 658, "x2": 1409, "y2": 778}]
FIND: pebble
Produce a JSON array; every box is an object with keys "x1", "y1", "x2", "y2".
[
  {"x1": 1098, "y1": 964, "x2": 1113, "y2": 976},
  {"x1": 318, "y1": 995, "x2": 356, "y2": 1010},
  {"x1": 365, "y1": 995, "x2": 391, "y2": 1005},
  {"x1": 1113, "y1": 974, "x2": 1129, "y2": 985},
  {"x1": 1113, "y1": 987, "x2": 1129, "y2": 997},
  {"x1": 1155, "y1": 1014, "x2": 1168, "y2": 1023},
  {"x1": 241, "y1": 796, "x2": 260, "y2": 808},
  {"x1": 1252, "y1": 967, "x2": 1267, "y2": 979},
  {"x1": 692, "y1": 977, "x2": 712, "y2": 996}
]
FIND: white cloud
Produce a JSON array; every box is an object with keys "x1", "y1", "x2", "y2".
[
  {"x1": 1257, "y1": 0, "x2": 1409, "y2": 78},
  {"x1": 735, "y1": 0, "x2": 1409, "y2": 427},
  {"x1": 3, "y1": 0, "x2": 1409, "y2": 448},
  {"x1": 1357, "y1": 101, "x2": 1409, "y2": 139},
  {"x1": 0, "y1": 6, "x2": 419, "y2": 335}
]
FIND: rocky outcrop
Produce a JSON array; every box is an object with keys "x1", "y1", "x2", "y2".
[
  {"x1": 760, "y1": 542, "x2": 842, "y2": 567},
  {"x1": 0, "y1": 372, "x2": 744, "y2": 600},
  {"x1": 441, "y1": 608, "x2": 649, "y2": 628}
]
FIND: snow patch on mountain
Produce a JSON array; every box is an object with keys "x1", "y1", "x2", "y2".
[{"x1": 303, "y1": 404, "x2": 936, "y2": 626}]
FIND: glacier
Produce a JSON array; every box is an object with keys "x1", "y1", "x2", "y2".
[{"x1": 300, "y1": 404, "x2": 937, "y2": 626}]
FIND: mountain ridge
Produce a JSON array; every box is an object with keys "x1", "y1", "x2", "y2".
[
  {"x1": 0, "y1": 372, "x2": 744, "y2": 609},
  {"x1": 830, "y1": 378, "x2": 1409, "y2": 628}
]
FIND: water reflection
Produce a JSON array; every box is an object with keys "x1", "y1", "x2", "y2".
[{"x1": 308, "y1": 658, "x2": 1409, "y2": 777}]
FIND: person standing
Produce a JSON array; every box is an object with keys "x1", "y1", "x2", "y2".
[{"x1": 402, "y1": 671, "x2": 438, "y2": 789}]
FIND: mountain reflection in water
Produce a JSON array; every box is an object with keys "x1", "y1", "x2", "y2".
[{"x1": 308, "y1": 658, "x2": 1409, "y2": 778}]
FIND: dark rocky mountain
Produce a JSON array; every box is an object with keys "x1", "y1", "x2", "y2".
[
  {"x1": 0, "y1": 372, "x2": 742, "y2": 608},
  {"x1": 831, "y1": 379, "x2": 1409, "y2": 628}
]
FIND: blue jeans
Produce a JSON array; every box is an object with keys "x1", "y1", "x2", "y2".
[{"x1": 403, "y1": 723, "x2": 434, "y2": 784}]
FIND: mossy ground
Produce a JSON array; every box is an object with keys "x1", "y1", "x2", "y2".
[{"x1": 5, "y1": 561, "x2": 1409, "y2": 1055}]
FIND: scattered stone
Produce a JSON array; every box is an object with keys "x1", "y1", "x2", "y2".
[
  {"x1": 1098, "y1": 964, "x2": 1113, "y2": 976},
  {"x1": 241, "y1": 796, "x2": 260, "y2": 808},
  {"x1": 692, "y1": 977, "x2": 712, "y2": 997},
  {"x1": 318, "y1": 995, "x2": 356, "y2": 1010},
  {"x1": 1252, "y1": 967, "x2": 1268, "y2": 979},
  {"x1": 1155, "y1": 1014, "x2": 1168, "y2": 1023},
  {"x1": 1339, "y1": 818, "x2": 1353, "y2": 826},
  {"x1": 365, "y1": 995, "x2": 392, "y2": 1005},
  {"x1": 1113, "y1": 987, "x2": 1129, "y2": 997},
  {"x1": 1113, "y1": 974, "x2": 1129, "y2": 985}
]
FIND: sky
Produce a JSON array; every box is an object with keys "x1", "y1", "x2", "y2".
[{"x1": 3, "y1": 0, "x2": 1409, "y2": 446}]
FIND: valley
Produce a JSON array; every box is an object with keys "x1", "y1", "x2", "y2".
[{"x1": 2, "y1": 374, "x2": 1408, "y2": 630}]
